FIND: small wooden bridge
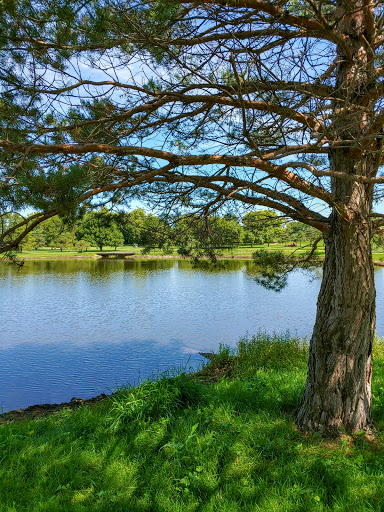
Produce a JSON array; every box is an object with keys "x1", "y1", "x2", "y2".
[{"x1": 96, "y1": 252, "x2": 136, "y2": 259}]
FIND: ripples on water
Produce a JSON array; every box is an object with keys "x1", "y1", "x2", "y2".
[{"x1": 1, "y1": 258, "x2": 381, "y2": 412}]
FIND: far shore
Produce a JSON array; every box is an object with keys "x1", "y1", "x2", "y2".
[
  {"x1": 4, "y1": 241, "x2": 384, "y2": 265},
  {"x1": 7, "y1": 252, "x2": 384, "y2": 267},
  {"x1": 17, "y1": 253, "x2": 256, "y2": 260},
  {"x1": 5, "y1": 253, "x2": 384, "y2": 267}
]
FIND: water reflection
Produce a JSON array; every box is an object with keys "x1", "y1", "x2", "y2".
[
  {"x1": 0, "y1": 257, "x2": 265, "y2": 278},
  {"x1": 0, "y1": 257, "x2": 379, "y2": 412}
]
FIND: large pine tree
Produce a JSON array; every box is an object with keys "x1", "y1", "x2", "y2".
[{"x1": 1, "y1": 0, "x2": 384, "y2": 435}]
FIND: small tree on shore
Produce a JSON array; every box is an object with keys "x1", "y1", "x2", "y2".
[
  {"x1": 288, "y1": 222, "x2": 320, "y2": 247},
  {"x1": 54, "y1": 232, "x2": 76, "y2": 252},
  {"x1": 243, "y1": 211, "x2": 284, "y2": 247},
  {"x1": 76, "y1": 210, "x2": 124, "y2": 251},
  {"x1": 75, "y1": 239, "x2": 89, "y2": 253}
]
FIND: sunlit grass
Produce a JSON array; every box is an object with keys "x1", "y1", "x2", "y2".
[
  {"x1": 13, "y1": 242, "x2": 325, "y2": 260},
  {"x1": 2, "y1": 334, "x2": 384, "y2": 511},
  {"x1": 11, "y1": 237, "x2": 384, "y2": 263}
]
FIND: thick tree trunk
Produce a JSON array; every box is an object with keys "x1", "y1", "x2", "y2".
[
  {"x1": 297, "y1": 156, "x2": 376, "y2": 435},
  {"x1": 297, "y1": 216, "x2": 375, "y2": 435},
  {"x1": 296, "y1": 0, "x2": 381, "y2": 435}
]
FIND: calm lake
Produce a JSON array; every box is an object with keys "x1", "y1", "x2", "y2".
[{"x1": 2, "y1": 258, "x2": 384, "y2": 412}]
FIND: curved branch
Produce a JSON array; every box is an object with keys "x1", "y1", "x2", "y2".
[
  {"x1": 0, "y1": 140, "x2": 333, "y2": 204},
  {"x1": 0, "y1": 210, "x2": 59, "y2": 252},
  {"x1": 177, "y1": 0, "x2": 348, "y2": 52}
]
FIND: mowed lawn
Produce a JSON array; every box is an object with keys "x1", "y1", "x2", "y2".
[{"x1": 13, "y1": 241, "x2": 384, "y2": 261}]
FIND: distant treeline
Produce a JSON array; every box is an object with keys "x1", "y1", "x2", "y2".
[{"x1": 1, "y1": 209, "x2": 320, "y2": 252}]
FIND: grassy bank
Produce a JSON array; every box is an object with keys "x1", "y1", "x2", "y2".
[
  {"x1": 9, "y1": 241, "x2": 384, "y2": 262},
  {"x1": 2, "y1": 334, "x2": 384, "y2": 511}
]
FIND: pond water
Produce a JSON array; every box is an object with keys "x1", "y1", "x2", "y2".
[{"x1": 1, "y1": 258, "x2": 384, "y2": 412}]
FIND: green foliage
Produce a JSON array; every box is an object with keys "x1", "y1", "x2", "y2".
[
  {"x1": 250, "y1": 248, "x2": 321, "y2": 292},
  {"x1": 76, "y1": 209, "x2": 124, "y2": 250},
  {"x1": 68, "y1": 99, "x2": 129, "y2": 145},
  {"x1": 116, "y1": 208, "x2": 147, "y2": 245},
  {"x1": 2, "y1": 204, "x2": 320, "y2": 263},
  {"x1": 28, "y1": 231, "x2": 46, "y2": 249},
  {"x1": 108, "y1": 372, "x2": 203, "y2": 431},
  {"x1": 141, "y1": 213, "x2": 169, "y2": 247},
  {"x1": 40, "y1": 216, "x2": 64, "y2": 245},
  {"x1": 55, "y1": 231, "x2": 76, "y2": 251},
  {"x1": 242, "y1": 210, "x2": 284, "y2": 246},
  {"x1": 287, "y1": 222, "x2": 320, "y2": 246},
  {"x1": 252, "y1": 248, "x2": 288, "y2": 268},
  {"x1": 115, "y1": 209, "x2": 169, "y2": 249},
  {"x1": 17, "y1": 164, "x2": 91, "y2": 215},
  {"x1": 236, "y1": 332, "x2": 309, "y2": 373},
  {"x1": 373, "y1": 334, "x2": 384, "y2": 360},
  {"x1": 250, "y1": 249, "x2": 290, "y2": 291},
  {"x1": 243, "y1": 230, "x2": 255, "y2": 247},
  {"x1": 203, "y1": 331, "x2": 309, "y2": 379},
  {"x1": 74, "y1": 239, "x2": 89, "y2": 252},
  {"x1": 174, "y1": 214, "x2": 243, "y2": 263}
]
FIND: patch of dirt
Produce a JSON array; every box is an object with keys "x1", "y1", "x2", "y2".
[
  {"x1": 194, "y1": 352, "x2": 235, "y2": 382},
  {"x1": 0, "y1": 393, "x2": 110, "y2": 423}
]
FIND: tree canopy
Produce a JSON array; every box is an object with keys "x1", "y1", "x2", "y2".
[
  {"x1": 77, "y1": 209, "x2": 124, "y2": 250},
  {"x1": 0, "y1": 0, "x2": 342, "y2": 242},
  {"x1": 1, "y1": 0, "x2": 384, "y2": 435},
  {"x1": 243, "y1": 211, "x2": 283, "y2": 245}
]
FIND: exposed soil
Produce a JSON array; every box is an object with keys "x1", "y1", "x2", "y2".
[{"x1": 0, "y1": 393, "x2": 109, "y2": 424}]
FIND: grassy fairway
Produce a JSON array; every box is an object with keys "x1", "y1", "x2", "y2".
[
  {"x1": 3, "y1": 242, "x2": 325, "y2": 259},
  {"x1": 2, "y1": 333, "x2": 384, "y2": 511},
  {"x1": 15, "y1": 241, "x2": 384, "y2": 262}
]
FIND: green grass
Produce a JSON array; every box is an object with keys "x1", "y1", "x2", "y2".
[
  {"x1": 13, "y1": 240, "x2": 384, "y2": 262},
  {"x1": 2, "y1": 333, "x2": 384, "y2": 511},
  {"x1": 9, "y1": 242, "x2": 325, "y2": 260}
]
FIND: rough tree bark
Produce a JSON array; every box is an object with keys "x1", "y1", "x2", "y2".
[
  {"x1": 297, "y1": 0, "x2": 379, "y2": 433},
  {"x1": 297, "y1": 179, "x2": 376, "y2": 435}
]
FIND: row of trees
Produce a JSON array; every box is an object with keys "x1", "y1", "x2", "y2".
[{"x1": 1, "y1": 209, "x2": 320, "y2": 252}]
